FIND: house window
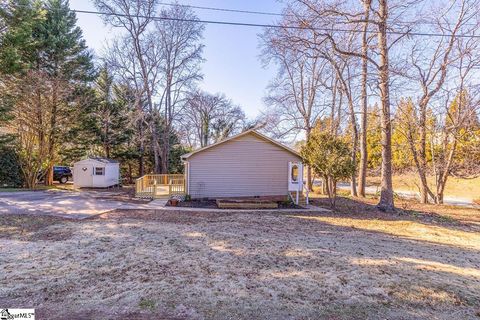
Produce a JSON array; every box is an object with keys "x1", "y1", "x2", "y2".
[
  {"x1": 291, "y1": 164, "x2": 298, "y2": 183},
  {"x1": 94, "y1": 167, "x2": 105, "y2": 176}
]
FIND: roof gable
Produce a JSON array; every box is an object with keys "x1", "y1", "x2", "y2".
[{"x1": 181, "y1": 130, "x2": 301, "y2": 160}]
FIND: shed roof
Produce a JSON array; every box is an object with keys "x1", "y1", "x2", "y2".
[
  {"x1": 181, "y1": 129, "x2": 301, "y2": 160},
  {"x1": 75, "y1": 157, "x2": 119, "y2": 164}
]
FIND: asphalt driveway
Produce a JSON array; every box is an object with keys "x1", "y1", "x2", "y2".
[{"x1": 0, "y1": 189, "x2": 163, "y2": 219}]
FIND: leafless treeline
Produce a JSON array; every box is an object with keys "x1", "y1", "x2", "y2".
[
  {"x1": 94, "y1": 0, "x2": 255, "y2": 175},
  {"x1": 261, "y1": 0, "x2": 480, "y2": 208},
  {"x1": 95, "y1": 0, "x2": 205, "y2": 174}
]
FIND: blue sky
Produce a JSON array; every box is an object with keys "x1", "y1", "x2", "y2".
[{"x1": 70, "y1": 0, "x2": 285, "y2": 118}]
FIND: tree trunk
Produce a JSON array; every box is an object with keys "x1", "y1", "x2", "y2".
[
  {"x1": 332, "y1": 178, "x2": 338, "y2": 208},
  {"x1": 161, "y1": 73, "x2": 173, "y2": 174},
  {"x1": 306, "y1": 128, "x2": 313, "y2": 191},
  {"x1": 376, "y1": 0, "x2": 394, "y2": 211},
  {"x1": 435, "y1": 139, "x2": 457, "y2": 204},
  {"x1": 161, "y1": 142, "x2": 169, "y2": 174},
  {"x1": 350, "y1": 134, "x2": 358, "y2": 197},
  {"x1": 45, "y1": 166, "x2": 53, "y2": 186},
  {"x1": 349, "y1": 113, "x2": 358, "y2": 197},
  {"x1": 407, "y1": 132, "x2": 436, "y2": 203},
  {"x1": 336, "y1": 87, "x2": 343, "y2": 136},
  {"x1": 307, "y1": 166, "x2": 313, "y2": 192},
  {"x1": 138, "y1": 121, "x2": 145, "y2": 177},
  {"x1": 420, "y1": 172, "x2": 430, "y2": 203},
  {"x1": 358, "y1": 0, "x2": 371, "y2": 198},
  {"x1": 201, "y1": 117, "x2": 209, "y2": 147},
  {"x1": 331, "y1": 77, "x2": 338, "y2": 135},
  {"x1": 138, "y1": 153, "x2": 144, "y2": 177},
  {"x1": 151, "y1": 118, "x2": 161, "y2": 174},
  {"x1": 104, "y1": 119, "x2": 110, "y2": 158},
  {"x1": 324, "y1": 175, "x2": 334, "y2": 207},
  {"x1": 45, "y1": 81, "x2": 58, "y2": 187},
  {"x1": 128, "y1": 163, "x2": 133, "y2": 184},
  {"x1": 418, "y1": 97, "x2": 429, "y2": 203}
]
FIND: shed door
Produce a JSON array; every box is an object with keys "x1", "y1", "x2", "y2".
[
  {"x1": 76, "y1": 163, "x2": 93, "y2": 187},
  {"x1": 288, "y1": 162, "x2": 303, "y2": 191}
]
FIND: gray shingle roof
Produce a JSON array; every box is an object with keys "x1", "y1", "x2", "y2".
[{"x1": 88, "y1": 157, "x2": 119, "y2": 164}]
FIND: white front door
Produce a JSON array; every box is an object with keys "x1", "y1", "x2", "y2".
[{"x1": 288, "y1": 162, "x2": 303, "y2": 191}]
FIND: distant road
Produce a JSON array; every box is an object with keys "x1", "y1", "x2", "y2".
[{"x1": 313, "y1": 180, "x2": 479, "y2": 209}]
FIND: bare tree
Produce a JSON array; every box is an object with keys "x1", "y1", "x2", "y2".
[
  {"x1": 180, "y1": 90, "x2": 246, "y2": 148},
  {"x1": 260, "y1": 16, "x2": 329, "y2": 190},
  {"x1": 375, "y1": 0, "x2": 395, "y2": 210},
  {"x1": 400, "y1": 0, "x2": 479, "y2": 203},
  {"x1": 103, "y1": 35, "x2": 154, "y2": 176},
  {"x1": 154, "y1": 5, "x2": 204, "y2": 173},
  {"x1": 94, "y1": 0, "x2": 164, "y2": 172},
  {"x1": 358, "y1": 0, "x2": 372, "y2": 197},
  {"x1": 283, "y1": 0, "x2": 415, "y2": 210},
  {"x1": 96, "y1": 1, "x2": 204, "y2": 173}
]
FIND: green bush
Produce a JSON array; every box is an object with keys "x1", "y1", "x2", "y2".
[
  {"x1": 0, "y1": 147, "x2": 24, "y2": 187},
  {"x1": 301, "y1": 131, "x2": 356, "y2": 208}
]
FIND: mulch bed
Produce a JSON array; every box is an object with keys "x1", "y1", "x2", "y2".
[
  {"x1": 167, "y1": 199, "x2": 304, "y2": 210},
  {"x1": 278, "y1": 202, "x2": 303, "y2": 209},
  {"x1": 169, "y1": 199, "x2": 218, "y2": 208}
]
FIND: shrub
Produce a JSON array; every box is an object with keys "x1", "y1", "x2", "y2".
[
  {"x1": 301, "y1": 131, "x2": 355, "y2": 208},
  {"x1": 0, "y1": 147, "x2": 24, "y2": 187}
]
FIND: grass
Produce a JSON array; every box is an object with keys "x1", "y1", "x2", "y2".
[
  {"x1": 366, "y1": 174, "x2": 480, "y2": 200},
  {"x1": 311, "y1": 190, "x2": 480, "y2": 230},
  {"x1": 0, "y1": 214, "x2": 73, "y2": 241},
  {"x1": 0, "y1": 198, "x2": 479, "y2": 319},
  {"x1": 139, "y1": 298, "x2": 156, "y2": 311},
  {"x1": 0, "y1": 186, "x2": 57, "y2": 192}
]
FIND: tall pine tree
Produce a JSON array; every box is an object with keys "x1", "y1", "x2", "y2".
[
  {"x1": 66, "y1": 67, "x2": 133, "y2": 159},
  {"x1": 37, "y1": 0, "x2": 94, "y2": 185},
  {"x1": 1, "y1": 0, "x2": 94, "y2": 187},
  {"x1": 0, "y1": 0, "x2": 45, "y2": 187}
]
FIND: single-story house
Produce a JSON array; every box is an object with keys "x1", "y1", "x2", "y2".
[
  {"x1": 73, "y1": 157, "x2": 120, "y2": 188},
  {"x1": 181, "y1": 129, "x2": 305, "y2": 200}
]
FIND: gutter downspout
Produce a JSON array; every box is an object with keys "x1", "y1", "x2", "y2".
[{"x1": 305, "y1": 164, "x2": 309, "y2": 206}]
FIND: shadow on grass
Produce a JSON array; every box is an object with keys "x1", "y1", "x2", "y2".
[
  {"x1": 2, "y1": 208, "x2": 479, "y2": 319},
  {"x1": 310, "y1": 195, "x2": 480, "y2": 233},
  {"x1": 76, "y1": 210, "x2": 480, "y2": 317}
]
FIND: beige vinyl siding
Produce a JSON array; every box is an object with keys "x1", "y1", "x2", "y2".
[{"x1": 187, "y1": 133, "x2": 301, "y2": 198}]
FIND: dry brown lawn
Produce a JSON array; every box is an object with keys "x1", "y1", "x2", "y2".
[
  {"x1": 0, "y1": 198, "x2": 479, "y2": 319},
  {"x1": 366, "y1": 174, "x2": 480, "y2": 201}
]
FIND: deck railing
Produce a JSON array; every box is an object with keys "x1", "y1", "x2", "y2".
[{"x1": 135, "y1": 174, "x2": 185, "y2": 199}]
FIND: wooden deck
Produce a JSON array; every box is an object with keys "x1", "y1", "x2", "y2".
[{"x1": 135, "y1": 174, "x2": 185, "y2": 199}]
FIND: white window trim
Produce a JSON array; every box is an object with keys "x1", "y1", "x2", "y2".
[
  {"x1": 94, "y1": 167, "x2": 105, "y2": 176},
  {"x1": 291, "y1": 164, "x2": 299, "y2": 183}
]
